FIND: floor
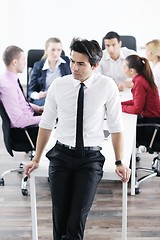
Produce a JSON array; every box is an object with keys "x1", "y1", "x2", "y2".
[{"x1": 0, "y1": 118, "x2": 160, "y2": 240}]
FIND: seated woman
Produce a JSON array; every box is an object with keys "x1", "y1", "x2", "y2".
[
  {"x1": 28, "y1": 37, "x2": 71, "y2": 106},
  {"x1": 121, "y1": 54, "x2": 160, "y2": 162},
  {"x1": 121, "y1": 54, "x2": 160, "y2": 117}
]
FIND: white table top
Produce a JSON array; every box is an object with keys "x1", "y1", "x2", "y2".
[
  {"x1": 31, "y1": 87, "x2": 136, "y2": 181},
  {"x1": 32, "y1": 113, "x2": 137, "y2": 183},
  {"x1": 119, "y1": 88, "x2": 132, "y2": 102},
  {"x1": 102, "y1": 112, "x2": 137, "y2": 180}
]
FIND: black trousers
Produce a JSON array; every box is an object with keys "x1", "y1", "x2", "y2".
[{"x1": 46, "y1": 142, "x2": 105, "y2": 240}]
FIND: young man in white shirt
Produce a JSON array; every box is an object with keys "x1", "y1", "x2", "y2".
[
  {"x1": 25, "y1": 38, "x2": 131, "y2": 240},
  {"x1": 99, "y1": 31, "x2": 136, "y2": 91}
]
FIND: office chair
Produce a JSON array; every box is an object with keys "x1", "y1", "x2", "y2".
[
  {"x1": 135, "y1": 117, "x2": 160, "y2": 194},
  {"x1": 26, "y1": 49, "x2": 65, "y2": 98},
  {"x1": 102, "y1": 35, "x2": 137, "y2": 51},
  {"x1": 0, "y1": 100, "x2": 39, "y2": 196}
]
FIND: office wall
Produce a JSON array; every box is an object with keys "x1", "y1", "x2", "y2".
[{"x1": 0, "y1": 0, "x2": 160, "y2": 83}]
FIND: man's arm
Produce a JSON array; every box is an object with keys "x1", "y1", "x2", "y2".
[
  {"x1": 111, "y1": 132, "x2": 131, "y2": 182},
  {"x1": 25, "y1": 127, "x2": 52, "y2": 176},
  {"x1": 111, "y1": 132, "x2": 123, "y2": 161}
]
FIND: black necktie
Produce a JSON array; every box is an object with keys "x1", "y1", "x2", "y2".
[
  {"x1": 17, "y1": 79, "x2": 33, "y2": 110},
  {"x1": 17, "y1": 79, "x2": 26, "y2": 98},
  {"x1": 75, "y1": 83, "x2": 85, "y2": 156}
]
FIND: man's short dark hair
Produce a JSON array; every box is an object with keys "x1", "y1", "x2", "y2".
[
  {"x1": 103, "y1": 31, "x2": 121, "y2": 42},
  {"x1": 70, "y1": 38, "x2": 103, "y2": 66},
  {"x1": 3, "y1": 45, "x2": 23, "y2": 66}
]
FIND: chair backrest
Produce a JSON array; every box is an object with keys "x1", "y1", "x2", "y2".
[
  {"x1": 120, "y1": 35, "x2": 137, "y2": 51},
  {"x1": 27, "y1": 49, "x2": 44, "y2": 69},
  {"x1": 27, "y1": 49, "x2": 65, "y2": 69},
  {"x1": 0, "y1": 100, "x2": 14, "y2": 156},
  {"x1": 102, "y1": 35, "x2": 137, "y2": 51},
  {"x1": 27, "y1": 49, "x2": 44, "y2": 96},
  {"x1": 0, "y1": 100, "x2": 37, "y2": 157},
  {"x1": 136, "y1": 117, "x2": 160, "y2": 153}
]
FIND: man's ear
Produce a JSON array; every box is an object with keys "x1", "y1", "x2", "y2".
[
  {"x1": 119, "y1": 40, "x2": 122, "y2": 48},
  {"x1": 12, "y1": 59, "x2": 17, "y2": 66},
  {"x1": 91, "y1": 62, "x2": 99, "y2": 70}
]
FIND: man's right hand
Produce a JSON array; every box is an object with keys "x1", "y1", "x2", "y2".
[{"x1": 25, "y1": 159, "x2": 39, "y2": 177}]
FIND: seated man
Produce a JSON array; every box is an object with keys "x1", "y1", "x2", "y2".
[
  {"x1": 98, "y1": 31, "x2": 137, "y2": 91},
  {"x1": 0, "y1": 45, "x2": 43, "y2": 130}
]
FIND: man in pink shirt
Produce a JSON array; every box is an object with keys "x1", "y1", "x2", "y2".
[{"x1": 0, "y1": 45, "x2": 43, "y2": 128}]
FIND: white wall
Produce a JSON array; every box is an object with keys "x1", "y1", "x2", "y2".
[{"x1": 1, "y1": 0, "x2": 160, "y2": 83}]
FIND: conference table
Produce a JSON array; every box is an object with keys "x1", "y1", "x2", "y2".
[{"x1": 29, "y1": 88, "x2": 137, "y2": 240}]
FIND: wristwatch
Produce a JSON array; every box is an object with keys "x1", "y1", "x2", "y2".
[{"x1": 115, "y1": 160, "x2": 123, "y2": 166}]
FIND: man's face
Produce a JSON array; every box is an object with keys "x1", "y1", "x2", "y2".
[
  {"x1": 70, "y1": 50, "x2": 94, "y2": 81},
  {"x1": 104, "y1": 38, "x2": 122, "y2": 60},
  {"x1": 15, "y1": 52, "x2": 26, "y2": 73}
]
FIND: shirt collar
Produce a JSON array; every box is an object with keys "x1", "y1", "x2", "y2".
[
  {"x1": 6, "y1": 70, "x2": 18, "y2": 82},
  {"x1": 42, "y1": 57, "x2": 66, "y2": 70},
  {"x1": 72, "y1": 73, "x2": 95, "y2": 88}
]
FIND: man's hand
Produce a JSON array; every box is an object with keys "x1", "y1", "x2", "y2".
[
  {"x1": 115, "y1": 164, "x2": 131, "y2": 183},
  {"x1": 25, "y1": 159, "x2": 39, "y2": 177},
  {"x1": 38, "y1": 106, "x2": 44, "y2": 114}
]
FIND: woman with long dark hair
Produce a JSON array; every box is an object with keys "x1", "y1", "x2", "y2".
[{"x1": 121, "y1": 54, "x2": 160, "y2": 117}]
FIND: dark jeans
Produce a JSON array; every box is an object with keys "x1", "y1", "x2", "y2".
[
  {"x1": 31, "y1": 98, "x2": 45, "y2": 106},
  {"x1": 46, "y1": 143, "x2": 105, "y2": 240}
]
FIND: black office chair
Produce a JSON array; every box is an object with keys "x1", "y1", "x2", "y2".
[
  {"x1": 0, "y1": 100, "x2": 39, "y2": 196},
  {"x1": 26, "y1": 49, "x2": 65, "y2": 98},
  {"x1": 102, "y1": 35, "x2": 137, "y2": 51},
  {"x1": 135, "y1": 117, "x2": 160, "y2": 194}
]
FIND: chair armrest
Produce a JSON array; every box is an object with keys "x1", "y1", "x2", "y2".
[
  {"x1": 23, "y1": 124, "x2": 39, "y2": 130},
  {"x1": 137, "y1": 123, "x2": 160, "y2": 129},
  {"x1": 137, "y1": 122, "x2": 160, "y2": 153}
]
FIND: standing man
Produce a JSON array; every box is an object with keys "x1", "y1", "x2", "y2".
[
  {"x1": 25, "y1": 38, "x2": 131, "y2": 240},
  {"x1": 99, "y1": 31, "x2": 136, "y2": 91}
]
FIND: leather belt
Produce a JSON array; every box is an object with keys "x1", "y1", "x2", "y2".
[{"x1": 56, "y1": 141, "x2": 101, "y2": 151}]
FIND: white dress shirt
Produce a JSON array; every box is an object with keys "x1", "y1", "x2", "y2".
[
  {"x1": 39, "y1": 73, "x2": 123, "y2": 147},
  {"x1": 98, "y1": 47, "x2": 136, "y2": 84}
]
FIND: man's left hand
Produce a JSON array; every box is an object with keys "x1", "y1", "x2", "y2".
[{"x1": 115, "y1": 165, "x2": 131, "y2": 182}]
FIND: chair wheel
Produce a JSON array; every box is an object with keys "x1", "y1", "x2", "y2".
[
  {"x1": 19, "y1": 163, "x2": 24, "y2": 168},
  {"x1": 152, "y1": 158, "x2": 158, "y2": 169},
  {"x1": 136, "y1": 156, "x2": 141, "y2": 162},
  {"x1": 21, "y1": 189, "x2": 28, "y2": 196},
  {"x1": 135, "y1": 187, "x2": 141, "y2": 194},
  {"x1": 0, "y1": 178, "x2": 4, "y2": 186}
]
